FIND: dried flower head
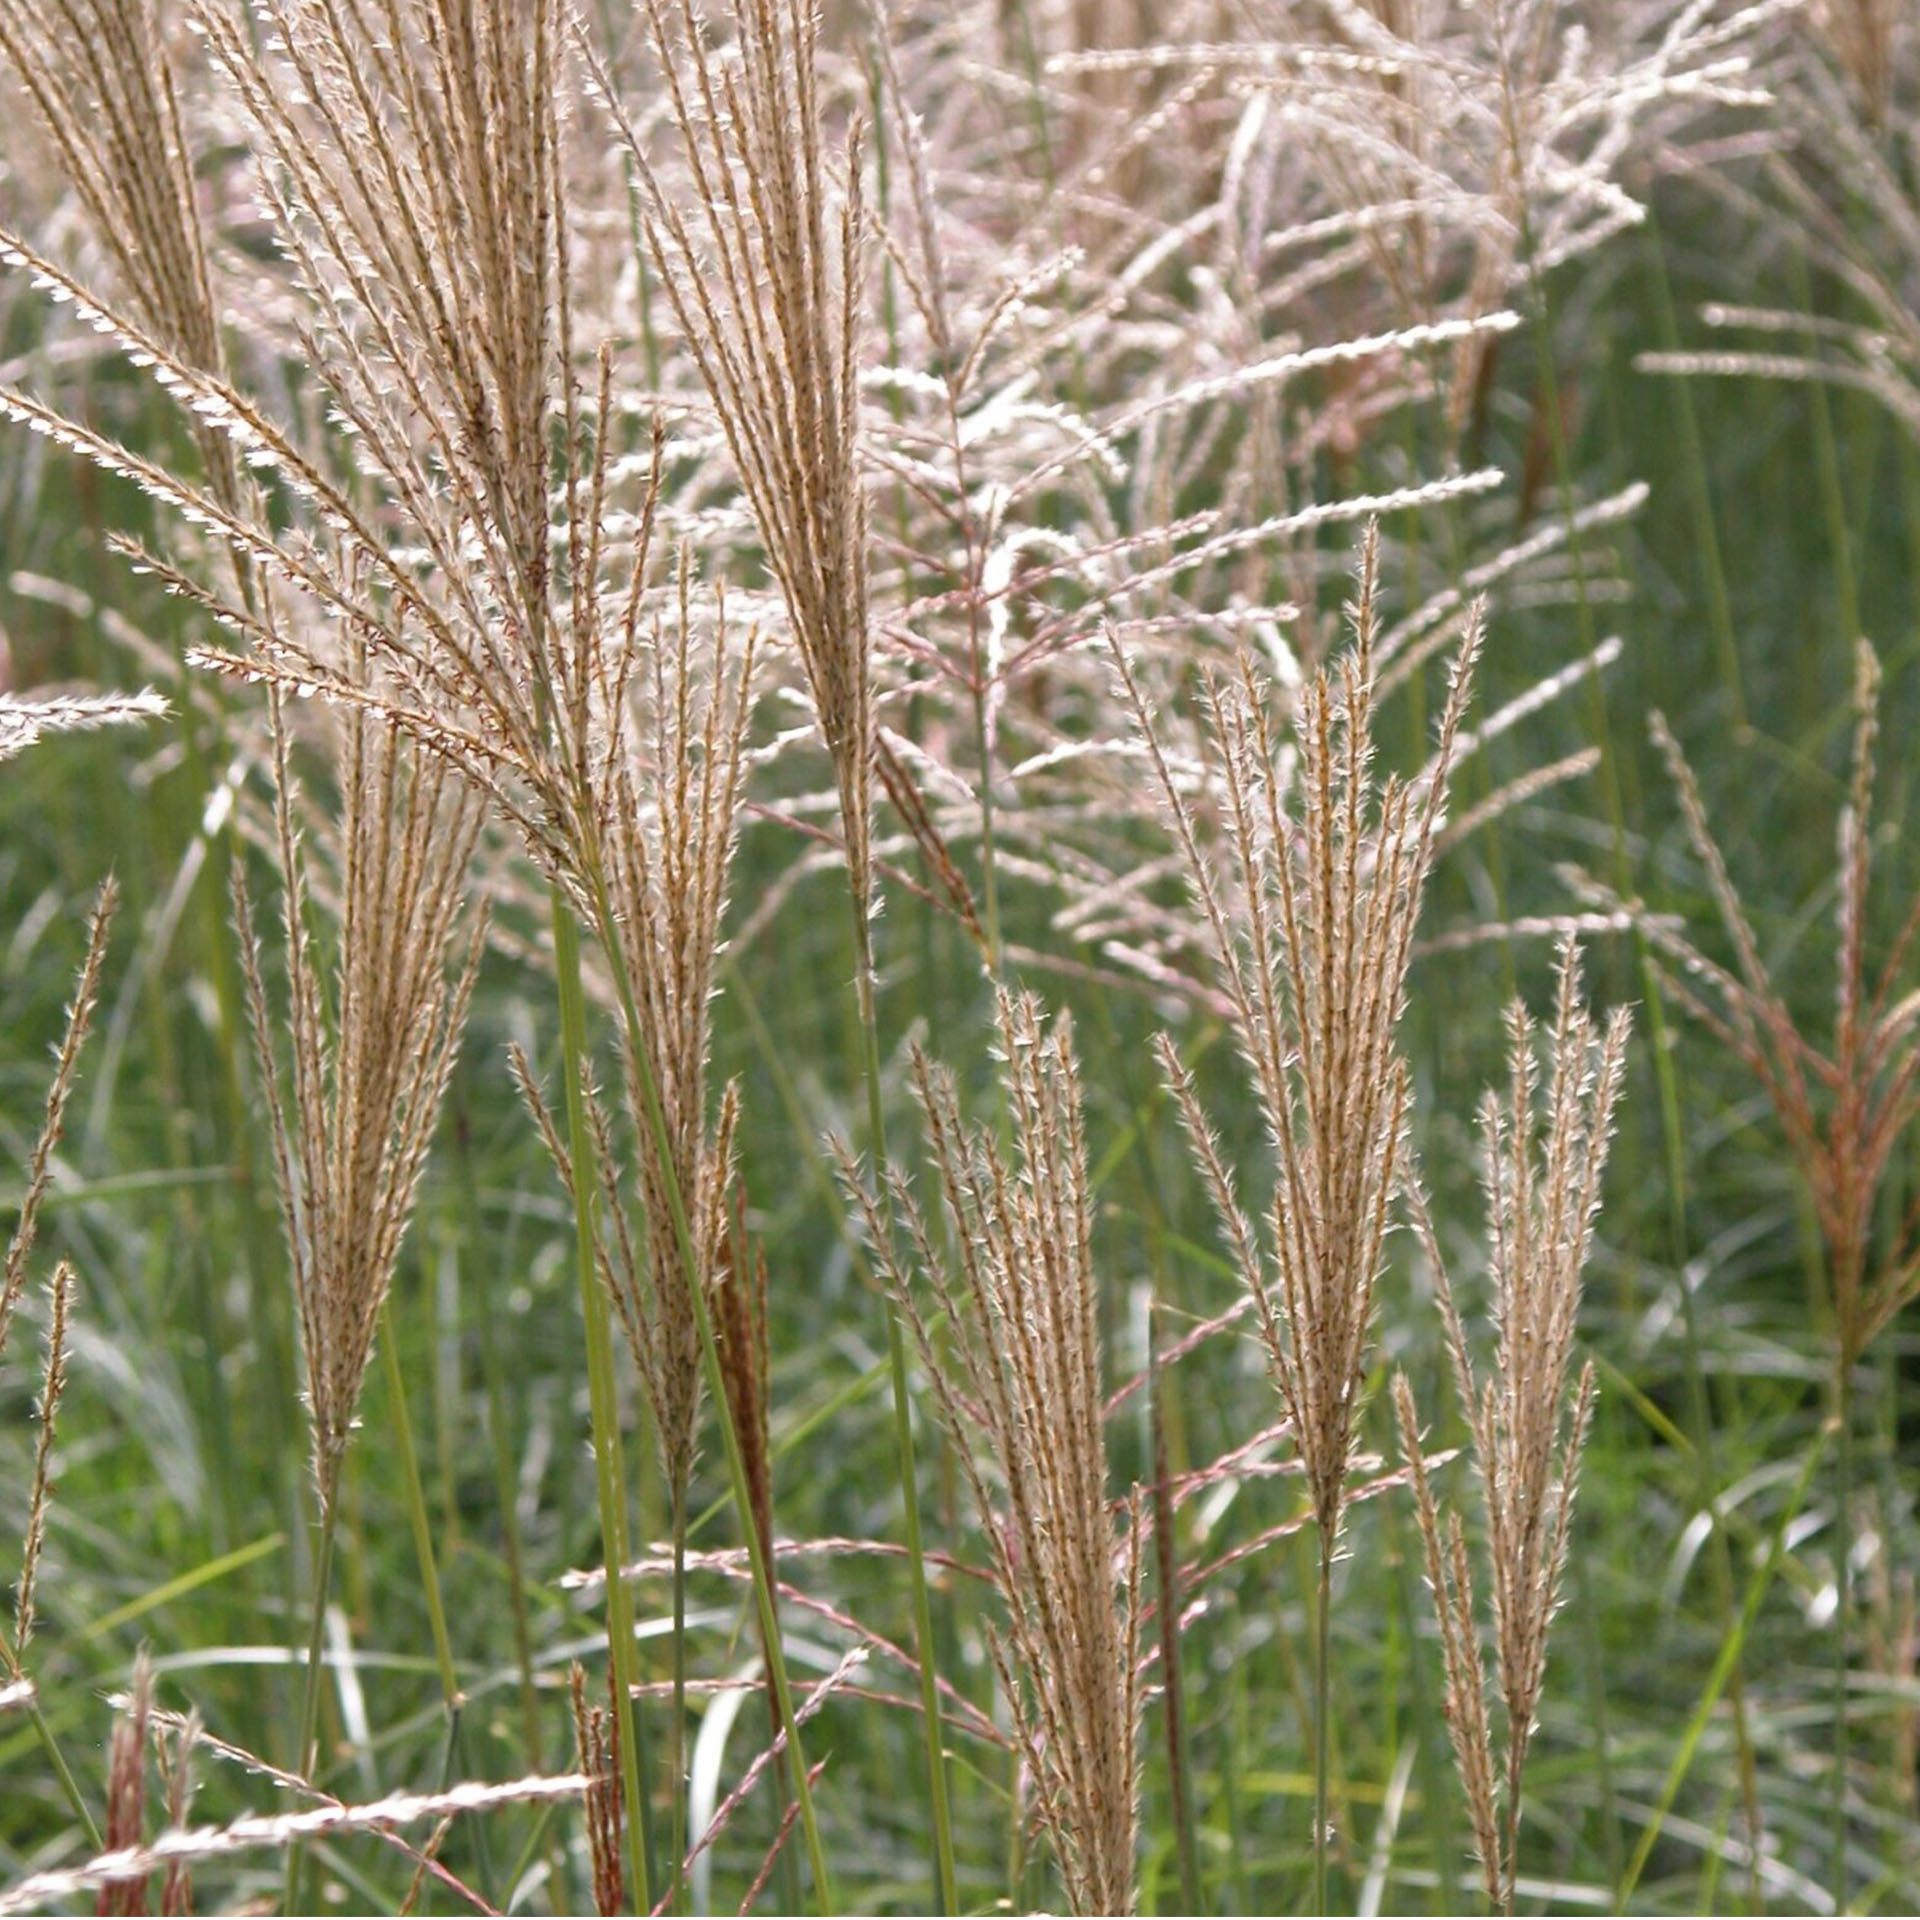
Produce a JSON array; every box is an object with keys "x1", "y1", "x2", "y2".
[
  {"x1": 1396, "y1": 939, "x2": 1627, "y2": 1914},
  {"x1": 597, "y1": 0, "x2": 875, "y2": 923},
  {"x1": 236, "y1": 702, "x2": 484, "y2": 1512},
  {"x1": 513, "y1": 577, "x2": 758, "y2": 1501},
  {"x1": 1145, "y1": 524, "x2": 1481, "y2": 1555},
  {"x1": 848, "y1": 992, "x2": 1142, "y2": 1915},
  {"x1": 97, "y1": 1651, "x2": 154, "y2": 1918},
  {"x1": 1589, "y1": 641, "x2": 1920, "y2": 1377},
  {"x1": 570, "y1": 1661, "x2": 626, "y2": 1918}
]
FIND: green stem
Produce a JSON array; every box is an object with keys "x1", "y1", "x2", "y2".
[
  {"x1": 670, "y1": 1478, "x2": 688, "y2": 1916},
  {"x1": 1834, "y1": 1369, "x2": 1854, "y2": 1913},
  {"x1": 474, "y1": 1212, "x2": 548, "y2": 1773},
  {"x1": 579, "y1": 872, "x2": 833, "y2": 1911},
  {"x1": 1314, "y1": 1543, "x2": 1332, "y2": 1916},
  {"x1": 852, "y1": 901, "x2": 960, "y2": 1918},
  {"x1": 379, "y1": 1307, "x2": 460, "y2": 1711},
  {"x1": 287, "y1": 1497, "x2": 338, "y2": 1915},
  {"x1": 0, "y1": 1624, "x2": 102, "y2": 1850},
  {"x1": 552, "y1": 892, "x2": 653, "y2": 1916},
  {"x1": 27, "y1": 1693, "x2": 102, "y2": 1851}
]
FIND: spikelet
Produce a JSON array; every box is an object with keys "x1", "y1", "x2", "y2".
[
  {"x1": 846, "y1": 992, "x2": 1142, "y2": 1915},
  {"x1": 570, "y1": 1662, "x2": 626, "y2": 1918},
  {"x1": 12, "y1": 1260, "x2": 74, "y2": 1671},
  {"x1": 0, "y1": 1773, "x2": 591, "y2": 1914},
  {"x1": 97, "y1": 1653, "x2": 154, "y2": 1918},
  {"x1": 0, "y1": 692, "x2": 167, "y2": 768}
]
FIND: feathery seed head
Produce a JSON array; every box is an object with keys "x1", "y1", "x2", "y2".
[
  {"x1": 846, "y1": 991, "x2": 1141, "y2": 1915},
  {"x1": 1398, "y1": 939, "x2": 1625, "y2": 1914},
  {"x1": 1147, "y1": 524, "x2": 1481, "y2": 1556}
]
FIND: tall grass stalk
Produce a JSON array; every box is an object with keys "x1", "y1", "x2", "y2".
[
  {"x1": 1314, "y1": 1549, "x2": 1335, "y2": 1913},
  {"x1": 286, "y1": 1503, "x2": 338, "y2": 1916},
  {"x1": 1149, "y1": 1328, "x2": 1204, "y2": 1916},
  {"x1": 551, "y1": 891, "x2": 653, "y2": 1916},
  {"x1": 579, "y1": 868, "x2": 835, "y2": 1912},
  {"x1": 0, "y1": 1616, "x2": 103, "y2": 1852},
  {"x1": 851, "y1": 900, "x2": 960, "y2": 1916},
  {"x1": 378, "y1": 1306, "x2": 459, "y2": 1715},
  {"x1": 1834, "y1": 1372, "x2": 1854, "y2": 1910}
]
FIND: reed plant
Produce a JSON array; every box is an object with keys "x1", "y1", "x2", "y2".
[
  {"x1": 1142, "y1": 527, "x2": 1478, "y2": 1909},
  {"x1": 1393, "y1": 940, "x2": 1628, "y2": 1916},
  {"x1": 847, "y1": 991, "x2": 1144, "y2": 1915},
  {"x1": 2, "y1": 1, "x2": 1920, "y2": 1914},
  {"x1": 1584, "y1": 639, "x2": 1920, "y2": 1907}
]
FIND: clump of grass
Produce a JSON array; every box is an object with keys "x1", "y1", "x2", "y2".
[
  {"x1": 1393, "y1": 939, "x2": 1628, "y2": 1916},
  {"x1": 848, "y1": 990, "x2": 1144, "y2": 1916},
  {"x1": 1138, "y1": 525, "x2": 1479, "y2": 1908},
  {"x1": 594, "y1": 5, "x2": 961, "y2": 1900}
]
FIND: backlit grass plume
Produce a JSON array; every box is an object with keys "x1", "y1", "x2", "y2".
[
  {"x1": 0, "y1": 0, "x2": 231, "y2": 466},
  {"x1": 1143, "y1": 529, "x2": 1479, "y2": 1548},
  {"x1": 596, "y1": 585, "x2": 756, "y2": 1506},
  {"x1": 1394, "y1": 940, "x2": 1628, "y2": 1916},
  {"x1": 847, "y1": 992, "x2": 1143, "y2": 1916}
]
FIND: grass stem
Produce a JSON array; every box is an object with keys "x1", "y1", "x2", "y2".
[
  {"x1": 378, "y1": 1306, "x2": 460, "y2": 1713},
  {"x1": 552, "y1": 890, "x2": 654, "y2": 1916},
  {"x1": 669, "y1": 1479, "x2": 689, "y2": 1916},
  {"x1": 1833, "y1": 1370, "x2": 1854, "y2": 1913},
  {"x1": 1314, "y1": 1542, "x2": 1333, "y2": 1916},
  {"x1": 580, "y1": 870, "x2": 834, "y2": 1911},
  {"x1": 851, "y1": 900, "x2": 960, "y2": 1917},
  {"x1": 27, "y1": 1693, "x2": 102, "y2": 1852},
  {"x1": 287, "y1": 1497, "x2": 338, "y2": 1915}
]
